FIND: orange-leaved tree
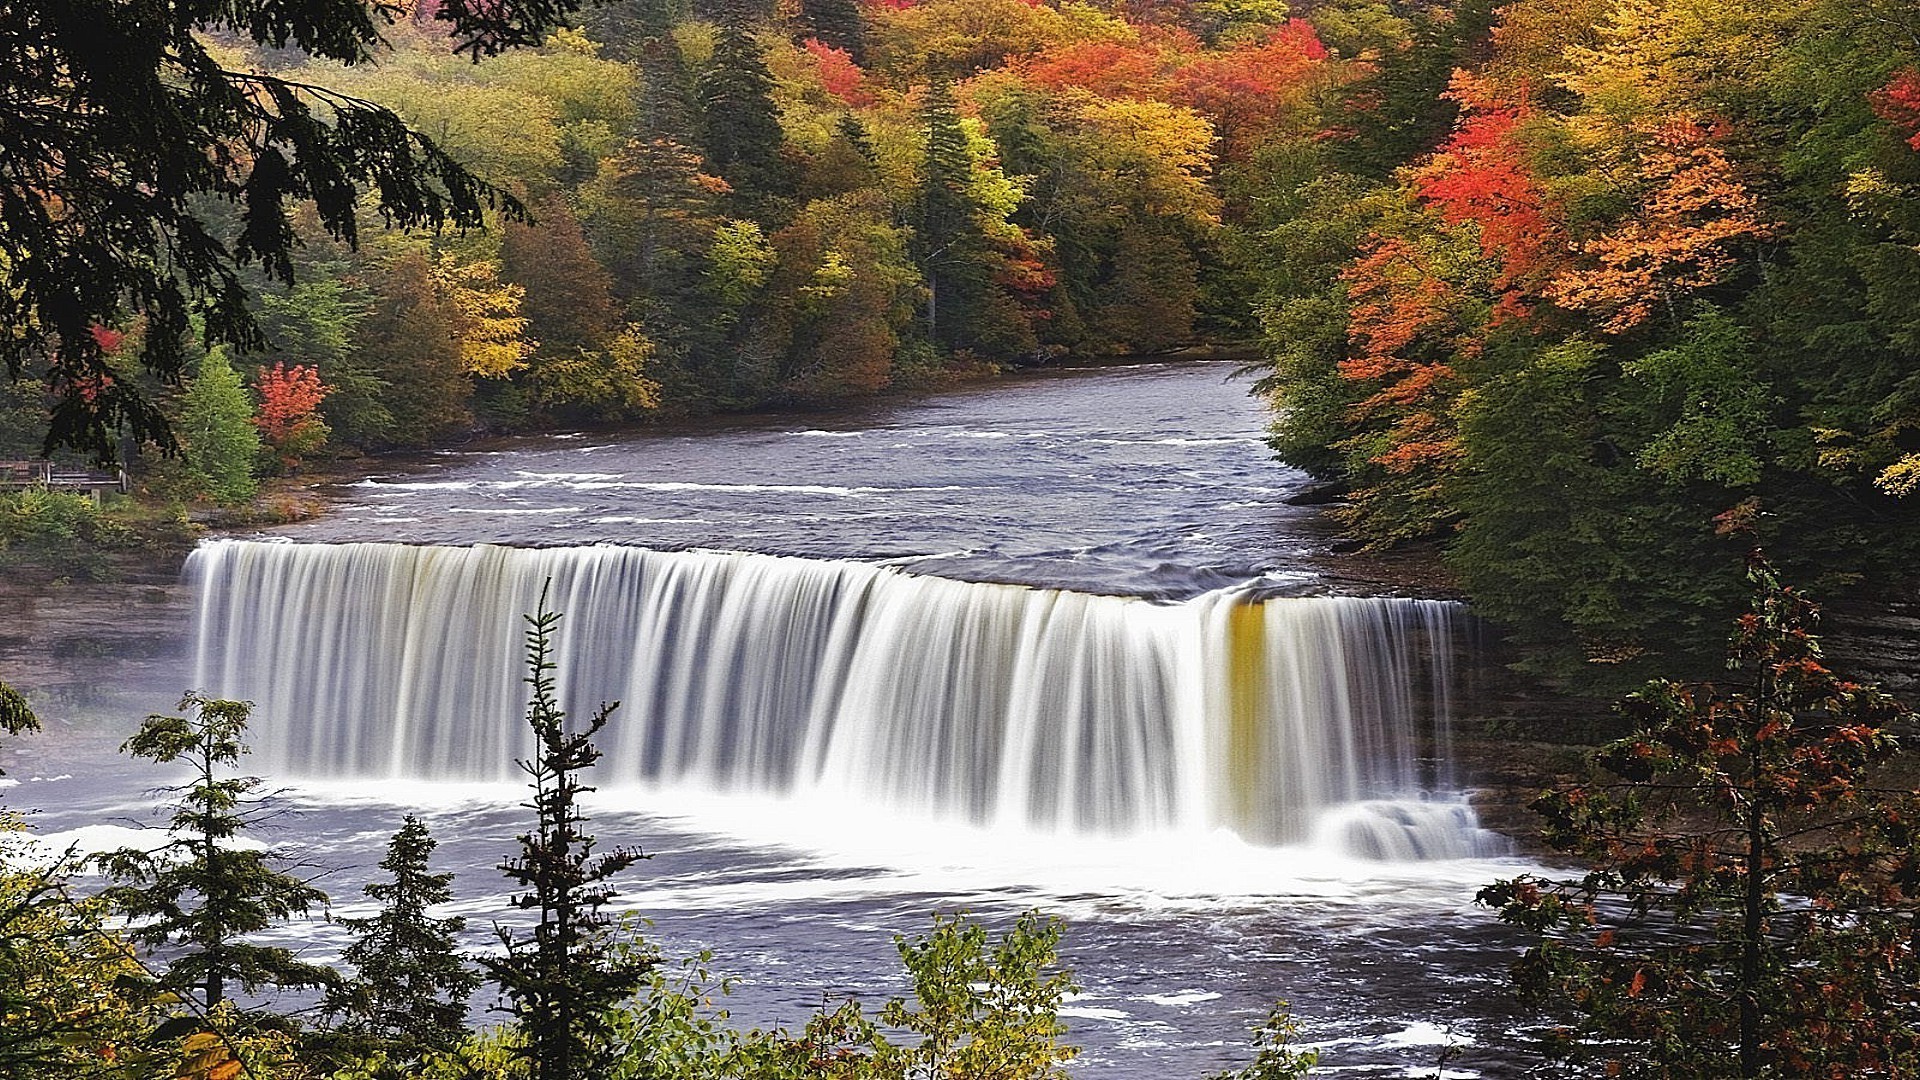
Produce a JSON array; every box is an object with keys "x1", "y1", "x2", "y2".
[{"x1": 253, "y1": 363, "x2": 332, "y2": 474}]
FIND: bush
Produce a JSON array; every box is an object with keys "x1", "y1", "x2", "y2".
[{"x1": 0, "y1": 489, "x2": 137, "y2": 581}]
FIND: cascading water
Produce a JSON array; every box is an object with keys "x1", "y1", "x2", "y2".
[{"x1": 187, "y1": 539, "x2": 1501, "y2": 859}]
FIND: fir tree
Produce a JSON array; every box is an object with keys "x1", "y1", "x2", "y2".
[
  {"x1": 178, "y1": 347, "x2": 261, "y2": 506},
  {"x1": 99, "y1": 694, "x2": 334, "y2": 1014},
  {"x1": 800, "y1": 0, "x2": 867, "y2": 63},
  {"x1": 325, "y1": 816, "x2": 479, "y2": 1058},
  {"x1": 695, "y1": 29, "x2": 794, "y2": 219},
  {"x1": 486, "y1": 596, "x2": 652, "y2": 1080},
  {"x1": 914, "y1": 78, "x2": 992, "y2": 353}
]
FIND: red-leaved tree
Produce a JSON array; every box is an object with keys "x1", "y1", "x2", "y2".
[
  {"x1": 1482, "y1": 551, "x2": 1920, "y2": 1078},
  {"x1": 253, "y1": 362, "x2": 333, "y2": 473}
]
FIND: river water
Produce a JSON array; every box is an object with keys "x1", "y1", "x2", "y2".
[{"x1": 6, "y1": 361, "x2": 1541, "y2": 1077}]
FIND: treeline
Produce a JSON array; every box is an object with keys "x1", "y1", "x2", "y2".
[
  {"x1": 118, "y1": 0, "x2": 1396, "y2": 466},
  {"x1": 3, "y1": 606, "x2": 1326, "y2": 1080},
  {"x1": 5, "y1": 0, "x2": 1475, "y2": 485},
  {"x1": 1242, "y1": 0, "x2": 1920, "y2": 690}
]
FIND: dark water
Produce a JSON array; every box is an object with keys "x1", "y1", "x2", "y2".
[
  {"x1": 7, "y1": 361, "x2": 1541, "y2": 1078},
  {"x1": 283, "y1": 361, "x2": 1333, "y2": 598}
]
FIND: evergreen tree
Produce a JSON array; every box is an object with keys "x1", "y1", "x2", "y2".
[
  {"x1": 325, "y1": 816, "x2": 479, "y2": 1060},
  {"x1": 695, "y1": 29, "x2": 794, "y2": 219},
  {"x1": 178, "y1": 347, "x2": 262, "y2": 506},
  {"x1": 486, "y1": 597, "x2": 652, "y2": 1080},
  {"x1": 99, "y1": 694, "x2": 334, "y2": 1014},
  {"x1": 800, "y1": 0, "x2": 867, "y2": 63},
  {"x1": 914, "y1": 79, "x2": 993, "y2": 354}
]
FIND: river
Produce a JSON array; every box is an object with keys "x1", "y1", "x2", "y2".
[{"x1": 6, "y1": 361, "x2": 1541, "y2": 1078}]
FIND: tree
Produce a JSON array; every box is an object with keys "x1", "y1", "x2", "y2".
[
  {"x1": 1208, "y1": 1004, "x2": 1319, "y2": 1080},
  {"x1": 99, "y1": 694, "x2": 334, "y2": 1015},
  {"x1": 252, "y1": 362, "x2": 333, "y2": 474},
  {"x1": 914, "y1": 78, "x2": 996, "y2": 354},
  {"x1": 252, "y1": 274, "x2": 391, "y2": 450},
  {"x1": 801, "y1": 0, "x2": 869, "y2": 63},
  {"x1": 1480, "y1": 552, "x2": 1920, "y2": 1077},
  {"x1": 694, "y1": 28, "x2": 794, "y2": 217},
  {"x1": 503, "y1": 198, "x2": 623, "y2": 356},
  {"x1": 357, "y1": 252, "x2": 473, "y2": 449},
  {"x1": 0, "y1": 682, "x2": 34, "y2": 763},
  {"x1": 0, "y1": 847, "x2": 171, "y2": 1080},
  {"x1": 178, "y1": 348, "x2": 262, "y2": 506},
  {"x1": 875, "y1": 911, "x2": 1080, "y2": 1080},
  {"x1": 528, "y1": 325, "x2": 664, "y2": 421},
  {"x1": 432, "y1": 256, "x2": 537, "y2": 379},
  {"x1": 486, "y1": 597, "x2": 653, "y2": 1080},
  {"x1": 325, "y1": 816, "x2": 480, "y2": 1062},
  {"x1": 0, "y1": 0, "x2": 592, "y2": 461}
]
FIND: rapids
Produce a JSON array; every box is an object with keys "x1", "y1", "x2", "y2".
[{"x1": 9, "y1": 361, "x2": 1540, "y2": 1077}]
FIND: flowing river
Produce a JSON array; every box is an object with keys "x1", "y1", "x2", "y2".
[{"x1": 7, "y1": 361, "x2": 1541, "y2": 1077}]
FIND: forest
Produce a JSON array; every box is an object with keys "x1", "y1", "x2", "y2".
[
  {"x1": 7, "y1": 0, "x2": 1920, "y2": 690},
  {"x1": 6, "y1": 0, "x2": 1920, "y2": 1075}
]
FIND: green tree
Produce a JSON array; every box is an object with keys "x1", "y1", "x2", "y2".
[
  {"x1": 254, "y1": 275, "x2": 391, "y2": 450},
  {"x1": 801, "y1": 0, "x2": 869, "y2": 63},
  {"x1": 486, "y1": 598, "x2": 653, "y2": 1080},
  {"x1": 357, "y1": 252, "x2": 474, "y2": 449},
  {"x1": 325, "y1": 816, "x2": 480, "y2": 1064},
  {"x1": 178, "y1": 348, "x2": 262, "y2": 506},
  {"x1": 914, "y1": 79, "x2": 997, "y2": 355},
  {"x1": 876, "y1": 911, "x2": 1079, "y2": 1080},
  {"x1": 1480, "y1": 553, "x2": 1920, "y2": 1077},
  {"x1": 695, "y1": 29, "x2": 795, "y2": 218},
  {"x1": 99, "y1": 694, "x2": 334, "y2": 1014},
  {"x1": 0, "y1": 0, "x2": 595, "y2": 461},
  {"x1": 0, "y1": 682, "x2": 34, "y2": 759}
]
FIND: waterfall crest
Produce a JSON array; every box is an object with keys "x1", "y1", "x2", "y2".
[{"x1": 187, "y1": 540, "x2": 1500, "y2": 856}]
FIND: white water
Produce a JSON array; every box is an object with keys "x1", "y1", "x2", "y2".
[{"x1": 187, "y1": 539, "x2": 1498, "y2": 858}]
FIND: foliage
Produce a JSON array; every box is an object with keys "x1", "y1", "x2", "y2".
[
  {"x1": 324, "y1": 816, "x2": 481, "y2": 1064},
  {"x1": 252, "y1": 363, "x2": 333, "y2": 475},
  {"x1": 0, "y1": 489, "x2": 139, "y2": 582},
  {"x1": 433, "y1": 258, "x2": 537, "y2": 380},
  {"x1": 0, "y1": 0, "x2": 580, "y2": 461},
  {"x1": 356, "y1": 253, "x2": 473, "y2": 450},
  {"x1": 485, "y1": 597, "x2": 653, "y2": 1080},
  {"x1": 0, "y1": 847, "x2": 170, "y2": 1080},
  {"x1": 1480, "y1": 553, "x2": 1920, "y2": 1076},
  {"x1": 1244, "y1": 0, "x2": 1920, "y2": 688},
  {"x1": 98, "y1": 694, "x2": 334, "y2": 1013},
  {"x1": 876, "y1": 911, "x2": 1080, "y2": 1080},
  {"x1": 1207, "y1": 1003, "x2": 1318, "y2": 1080},
  {"x1": 178, "y1": 349, "x2": 262, "y2": 507},
  {"x1": 0, "y1": 682, "x2": 33, "y2": 749}
]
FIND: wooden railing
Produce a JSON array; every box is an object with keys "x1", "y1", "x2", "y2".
[{"x1": 0, "y1": 459, "x2": 129, "y2": 500}]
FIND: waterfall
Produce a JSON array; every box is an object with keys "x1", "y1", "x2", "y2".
[{"x1": 187, "y1": 540, "x2": 1501, "y2": 858}]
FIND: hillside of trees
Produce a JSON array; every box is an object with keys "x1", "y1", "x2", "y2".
[
  {"x1": 1240, "y1": 0, "x2": 1920, "y2": 690},
  {"x1": 6, "y1": 0, "x2": 1920, "y2": 690}
]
